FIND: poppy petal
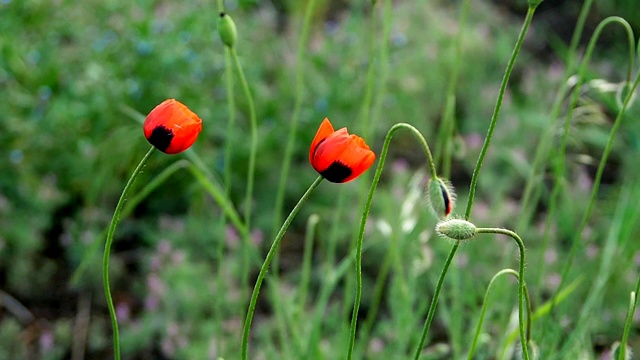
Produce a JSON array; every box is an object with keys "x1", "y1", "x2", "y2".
[
  {"x1": 311, "y1": 133, "x2": 352, "y2": 172},
  {"x1": 309, "y1": 118, "x2": 335, "y2": 163}
]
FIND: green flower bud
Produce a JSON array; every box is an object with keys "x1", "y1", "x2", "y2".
[
  {"x1": 435, "y1": 219, "x2": 476, "y2": 241},
  {"x1": 427, "y1": 177, "x2": 455, "y2": 219},
  {"x1": 218, "y1": 12, "x2": 237, "y2": 48}
]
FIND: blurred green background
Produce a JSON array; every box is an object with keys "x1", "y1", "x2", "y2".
[{"x1": 2, "y1": 0, "x2": 640, "y2": 358}]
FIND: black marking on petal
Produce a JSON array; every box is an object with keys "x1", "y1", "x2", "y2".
[
  {"x1": 439, "y1": 182, "x2": 451, "y2": 216},
  {"x1": 320, "y1": 161, "x2": 352, "y2": 183},
  {"x1": 148, "y1": 125, "x2": 174, "y2": 152}
]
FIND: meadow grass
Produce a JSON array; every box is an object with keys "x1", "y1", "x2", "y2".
[{"x1": 2, "y1": 0, "x2": 640, "y2": 359}]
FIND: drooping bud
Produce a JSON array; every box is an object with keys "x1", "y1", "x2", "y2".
[
  {"x1": 218, "y1": 12, "x2": 237, "y2": 48},
  {"x1": 435, "y1": 219, "x2": 476, "y2": 241},
  {"x1": 427, "y1": 177, "x2": 455, "y2": 219}
]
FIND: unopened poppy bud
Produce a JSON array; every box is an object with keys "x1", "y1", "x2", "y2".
[
  {"x1": 218, "y1": 12, "x2": 237, "y2": 48},
  {"x1": 427, "y1": 177, "x2": 455, "y2": 219},
  {"x1": 143, "y1": 99, "x2": 203, "y2": 154},
  {"x1": 435, "y1": 219, "x2": 476, "y2": 241}
]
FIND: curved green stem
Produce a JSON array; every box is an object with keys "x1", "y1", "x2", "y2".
[
  {"x1": 467, "y1": 268, "x2": 532, "y2": 360},
  {"x1": 413, "y1": 6, "x2": 537, "y2": 360},
  {"x1": 517, "y1": 0, "x2": 595, "y2": 231},
  {"x1": 241, "y1": 176, "x2": 324, "y2": 360},
  {"x1": 347, "y1": 123, "x2": 437, "y2": 360},
  {"x1": 547, "y1": 17, "x2": 637, "y2": 315},
  {"x1": 475, "y1": 228, "x2": 529, "y2": 360},
  {"x1": 272, "y1": 0, "x2": 317, "y2": 237},
  {"x1": 73, "y1": 159, "x2": 190, "y2": 286},
  {"x1": 103, "y1": 145, "x2": 156, "y2": 360}
]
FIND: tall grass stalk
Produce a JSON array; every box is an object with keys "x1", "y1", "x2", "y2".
[
  {"x1": 412, "y1": 5, "x2": 538, "y2": 359},
  {"x1": 103, "y1": 146, "x2": 156, "y2": 360},
  {"x1": 347, "y1": 123, "x2": 437, "y2": 359}
]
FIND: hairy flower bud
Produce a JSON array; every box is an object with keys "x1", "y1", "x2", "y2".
[
  {"x1": 435, "y1": 219, "x2": 476, "y2": 241},
  {"x1": 427, "y1": 177, "x2": 455, "y2": 219}
]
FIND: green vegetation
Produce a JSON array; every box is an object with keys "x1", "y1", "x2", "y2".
[{"x1": 2, "y1": 0, "x2": 640, "y2": 359}]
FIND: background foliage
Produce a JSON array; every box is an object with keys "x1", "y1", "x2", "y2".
[{"x1": 2, "y1": 0, "x2": 640, "y2": 359}]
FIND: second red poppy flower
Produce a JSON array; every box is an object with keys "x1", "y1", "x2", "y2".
[{"x1": 309, "y1": 118, "x2": 376, "y2": 183}]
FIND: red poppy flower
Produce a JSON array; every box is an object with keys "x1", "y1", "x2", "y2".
[
  {"x1": 309, "y1": 118, "x2": 376, "y2": 183},
  {"x1": 143, "y1": 99, "x2": 203, "y2": 154}
]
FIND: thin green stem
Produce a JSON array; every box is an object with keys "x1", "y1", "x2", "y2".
[
  {"x1": 467, "y1": 269, "x2": 532, "y2": 360},
  {"x1": 367, "y1": 0, "x2": 392, "y2": 136},
  {"x1": 230, "y1": 47, "x2": 257, "y2": 229},
  {"x1": 517, "y1": 0, "x2": 595, "y2": 231},
  {"x1": 73, "y1": 159, "x2": 190, "y2": 286},
  {"x1": 217, "y1": 3, "x2": 233, "y2": 355},
  {"x1": 184, "y1": 160, "x2": 249, "y2": 239},
  {"x1": 360, "y1": 241, "x2": 393, "y2": 342},
  {"x1": 619, "y1": 273, "x2": 640, "y2": 360},
  {"x1": 272, "y1": 0, "x2": 317, "y2": 237},
  {"x1": 412, "y1": 241, "x2": 458, "y2": 360},
  {"x1": 103, "y1": 146, "x2": 155, "y2": 360},
  {"x1": 413, "y1": 6, "x2": 537, "y2": 359},
  {"x1": 241, "y1": 176, "x2": 324, "y2": 360},
  {"x1": 435, "y1": 0, "x2": 470, "y2": 177},
  {"x1": 298, "y1": 214, "x2": 320, "y2": 314},
  {"x1": 476, "y1": 228, "x2": 529, "y2": 360},
  {"x1": 347, "y1": 123, "x2": 437, "y2": 359},
  {"x1": 464, "y1": 5, "x2": 537, "y2": 219},
  {"x1": 549, "y1": 18, "x2": 638, "y2": 314},
  {"x1": 357, "y1": 0, "x2": 379, "y2": 136},
  {"x1": 223, "y1": 46, "x2": 235, "y2": 193},
  {"x1": 230, "y1": 46, "x2": 258, "y2": 303}
]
